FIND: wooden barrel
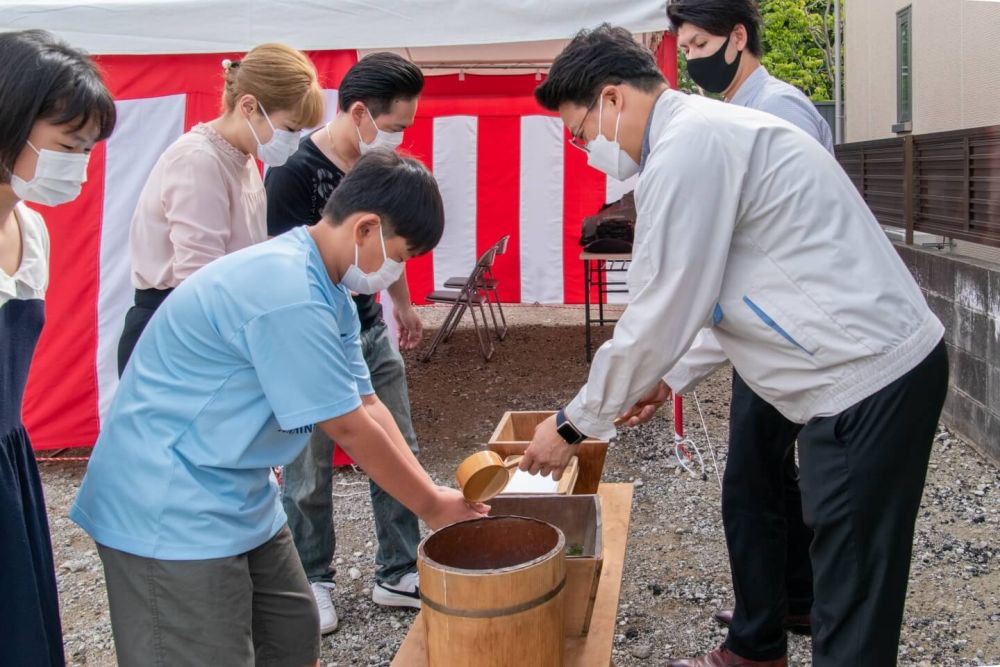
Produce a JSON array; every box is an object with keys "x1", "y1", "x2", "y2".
[{"x1": 418, "y1": 516, "x2": 566, "y2": 666}]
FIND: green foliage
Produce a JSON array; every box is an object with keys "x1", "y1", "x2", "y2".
[{"x1": 761, "y1": 0, "x2": 840, "y2": 101}]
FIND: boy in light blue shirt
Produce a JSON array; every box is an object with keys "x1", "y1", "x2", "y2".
[{"x1": 71, "y1": 151, "x2": 486, "y2": 666}]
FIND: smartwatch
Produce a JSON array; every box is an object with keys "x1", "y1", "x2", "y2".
[{"x1": 555, "y1": 408, "x2": 586, "y2": 445}]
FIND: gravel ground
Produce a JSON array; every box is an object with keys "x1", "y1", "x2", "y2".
[{"x1": 39, "y1": 304, "x2": 999, "y2": 666}]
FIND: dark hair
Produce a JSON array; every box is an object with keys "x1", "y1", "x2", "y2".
[
  {"x1": 0, "y1": 29, "x2": 116, "y2": 182},
  {"x1": 666, "y1": 0, "x2": 764, "y2": 58},
  {"x1": 338, "y1": 52, "x2": 424, "y2": 117},
  {"x1": 323, "y1": 150, "x2": 444, "y2": 255},
  {"x1": 535, "y1": 24, "x2": 665, "y2": 111}
]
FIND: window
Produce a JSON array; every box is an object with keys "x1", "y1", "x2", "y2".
[{"x1": 895, "y1": 6, "x2": 913, "y2": 132}]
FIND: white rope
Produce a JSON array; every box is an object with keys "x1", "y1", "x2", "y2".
[
  {"x1": 693, "y1": 390, "x2": 724, "y2": 490},
  {"x1": 333, "y1": 464, "x2": 370, "y2": 494}
]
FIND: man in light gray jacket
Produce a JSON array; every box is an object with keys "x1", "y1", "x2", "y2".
[
  {"x1": 641, "y1": 1, "x2": 835, "y2": 664},
  {"x1": 523, "y1": 24, "x2": 947, "y2": 667}
]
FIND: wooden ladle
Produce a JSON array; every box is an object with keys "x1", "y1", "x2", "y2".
[{"x1": 456, "y1": 451, "x2": 524, "y2": 503}]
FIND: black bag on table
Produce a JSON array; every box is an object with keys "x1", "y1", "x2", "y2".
[{"x1": 580, "y1": 192, "x2": 636, "y2": 253}]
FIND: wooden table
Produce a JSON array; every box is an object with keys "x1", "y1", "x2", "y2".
[
  {"x1": 580, "y1": 252, "x2": 631, "y2": 362},
  {"x1": 392, "y1": 483, "x2": 634, "y2": 667}
]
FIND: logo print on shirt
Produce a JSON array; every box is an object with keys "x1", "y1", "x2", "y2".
[
  {"x1": 279, "y1": 425, "x2": 315, "y2": 435},
  {"x1": 311, "y1": 168, "x2": 338, "y2": 216}
]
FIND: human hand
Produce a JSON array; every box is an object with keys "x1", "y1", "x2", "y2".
[
  {"x1": 615, "y1": 380, "x2": 671, "y2": 428},
  {"x1": 519, "y1": 414, "x2": 576, "y2": 481},
  {"x1": 425, "y1": 486, "x2": 489, "y2": 530},
  {"x1": 394, "y1": 304, "x2": 424, "y2": 350}
]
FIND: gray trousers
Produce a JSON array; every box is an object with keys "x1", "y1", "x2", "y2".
[
  {"x1": 98, "y1": 526, "x2": 319, "y2": 667},
  {"x1": 281, "y1": 321, "x2": 421, "y2": 585}
]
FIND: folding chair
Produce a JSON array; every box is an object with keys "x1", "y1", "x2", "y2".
[
  {"x1": 444, "y1": 235, "x2": 509, "y2": 340},
  {"x1": 422, "y1": 246, "x2": 497, "y2": 362}
]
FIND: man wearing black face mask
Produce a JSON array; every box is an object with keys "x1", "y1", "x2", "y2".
[
  {"x1": 651, "y1": 2, "x2": 833, "y2": 666},
  {"x1": 670, "y1": 0, "x2": 833, "y2": 146}
]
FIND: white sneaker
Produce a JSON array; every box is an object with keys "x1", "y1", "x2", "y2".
[
  {"x1": 372, "y1": 571, "x2": 421, "y2": 609},
  {"x1": 310, "y1": 581, "x2": 339, "y2": 634}
]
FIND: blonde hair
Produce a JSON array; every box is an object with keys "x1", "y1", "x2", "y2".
[{"x1": 222, "y1": 43, "x2": 324, "y2": 127}]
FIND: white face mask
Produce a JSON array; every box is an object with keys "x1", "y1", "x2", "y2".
[
  {"x1": 340, "y1": 224, "x2": 405, "y2": 294},
  {"x1": 357, "y1": 107, "x2": 404, "y2": 156},
  {"x1": 586, "y1": 97, "x2": 640, "y2": 181},
  {"x1": 247, "y1": 101, "x2": 300, "y2": 167},
  {"x1": 10, "y1": 141, "x2": 90, "y2": 206}
]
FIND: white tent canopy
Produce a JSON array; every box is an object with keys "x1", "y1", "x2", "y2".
[{"x1": 0, "y1": 0, "x2": 671, "y2": 55}]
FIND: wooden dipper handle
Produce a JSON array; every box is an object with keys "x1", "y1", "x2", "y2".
[
  {"x1": 613, "y1": 399, "x2": 666, "y2": 426},
  {"x1": 503, "y1": 455, "x2": 524, "y2": 469}
]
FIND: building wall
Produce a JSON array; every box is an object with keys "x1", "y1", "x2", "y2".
[
  {"x1": 844, "y1": 0, "x2": 899, "y2": 141},
  {"x1": 846, "y1": 0, "x2": 1000, "y2": 266},
  {"x1": 835, "y1": 3, "x2": 1000, "y2": 457},
  {"x1": 895, "y1": 244, "x2": 1000, "y2": 463},
  {"x1": 845, "y1": 0, "x2": 1000, "y2": 142}
]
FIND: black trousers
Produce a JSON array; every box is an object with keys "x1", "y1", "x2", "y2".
[
  {"x1": 117, "y1": 287, "x2": 173, "y2": 377},
  {"x1": 798, "y1": 340, "x2": 948, "y2": 666},
  {"x1": 722, "y1": 372, "x2": 813, "y2": 661}
]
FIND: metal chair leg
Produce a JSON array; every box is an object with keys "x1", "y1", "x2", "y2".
[
  {"x1": 484, "y1": 292, "x2": 503, "y2": 341},
  {"x1": 422, "y1": 299, "x2": 467, "y2": 362},
  {"x1": 469, "y1": 299, "x2": 494, "y2": 361},
  {"x1": 439, "y1": 303, "x2": 459, "y2": 342},
  {"x1": 490, "y1": 287, "x2": 508, "y2": 340},
  {"x1": 443, "y1": 303, "x2": 467, "y2": 342},
  {"x1": 422, "y1": 308, "x2": 452, "y2": 362},
  {"x1": 478, "y1": 301, "x2": 495, "y2": 361}
]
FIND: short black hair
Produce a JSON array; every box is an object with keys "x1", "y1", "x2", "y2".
[
  {"x1": 535, "y1": 24, "x2": 665, "y2": 111},
  {"x1": 667, "y1": 0, "x2": 764, "y2": 58},
  {"x1": 323, "y1": 150, "x2": 444, "y2": 256},
  {"x1": 0, "y1": 29, "x2": 116, "y2": 182},
  {"x1": 338, "y1": 52, "x2": 424, "y2": 117}
]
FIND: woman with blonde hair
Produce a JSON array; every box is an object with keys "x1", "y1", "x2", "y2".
[{"x1": 117, "y1": 43, "x2": 324, "y2": 374}]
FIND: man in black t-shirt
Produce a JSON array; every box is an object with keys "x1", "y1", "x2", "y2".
[
  {"x1": 268, "y1": 138, "x2": 386, "y2": 329},
  {"x1": 265, "y1": 53, "x2": 426, "y2": 634}
]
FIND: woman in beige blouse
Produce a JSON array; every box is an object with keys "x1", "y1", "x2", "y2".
[{"x1": 118, "y1": 43, "x2": 324, "y2": 375}]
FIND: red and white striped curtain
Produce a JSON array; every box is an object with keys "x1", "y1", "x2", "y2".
[{"x1": 24, "y1": 40, "x2": 677, "y2": 451}]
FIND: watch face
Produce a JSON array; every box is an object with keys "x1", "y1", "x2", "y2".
[{"x1": 557, "y1": 422, "x2": 581, "y2": 444}]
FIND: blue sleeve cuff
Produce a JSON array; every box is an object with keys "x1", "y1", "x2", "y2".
[{"x1": 275, "y1": 394, "x2": 363, "y2": 432}]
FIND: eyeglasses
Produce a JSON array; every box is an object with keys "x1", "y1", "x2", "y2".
[{"x1": 568, "y1": 95, "x2": 601, "y2": 154}]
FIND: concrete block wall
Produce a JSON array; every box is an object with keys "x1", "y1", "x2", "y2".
[{"x1": 895, "y1": 244, "x2": 1000, "y2": 463}]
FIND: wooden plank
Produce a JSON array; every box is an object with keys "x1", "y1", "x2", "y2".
[
  {"x1": 392, "y1": 483, "x2": 634, "y2": 667},
  {"x1": 563, "y1": 483, "x2": 633, "y2": 667},
  {"x1": 904, "y1": 134, "x2": 915, "y2": 245},
  {"x1": 579, "y1": 252, "x2": 632, "y2": 261},
  {"x1": 392, "y1": 614, "x2": 428, "y2": 666}
]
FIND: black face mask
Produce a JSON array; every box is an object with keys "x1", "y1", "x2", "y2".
[{"x1": 686, "y1": 35, "x2": 742, "y2": 94}]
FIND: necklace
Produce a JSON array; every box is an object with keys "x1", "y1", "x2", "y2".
[{"x1": 323, "y1": 121, "x2": 354, "y2": 173}]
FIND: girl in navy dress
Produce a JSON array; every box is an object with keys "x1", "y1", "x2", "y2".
[{"x1": 0, "y1": 29, "x2": 115, "y2": 666}]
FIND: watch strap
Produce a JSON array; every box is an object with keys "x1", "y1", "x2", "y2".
[{"x1": 555, "y1": 407, "x2": 586, "y2": 445}]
